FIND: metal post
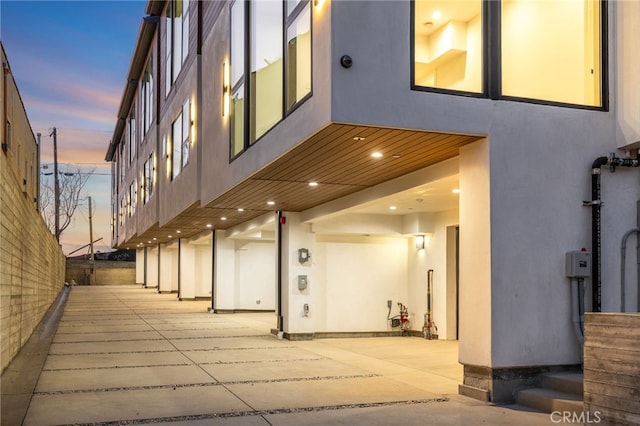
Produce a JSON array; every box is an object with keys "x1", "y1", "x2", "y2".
[
  {"x1": 88, "y1": 196, "x2": 95, "y2": 285},
  {"x1": 49, "y1": 127, "x2": 60, "y2": 241}
]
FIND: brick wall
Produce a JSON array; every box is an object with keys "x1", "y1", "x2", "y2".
[
  {"x1": 584, "y1": 313, "x2": 640, "y2": 426},
  {"x1": 1, "y1": 146, "x2": 65, "y2": 374}
]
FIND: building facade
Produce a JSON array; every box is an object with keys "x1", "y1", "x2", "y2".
[{"x1": 106, "y1": 0, "x2": 640, "y2": 402}]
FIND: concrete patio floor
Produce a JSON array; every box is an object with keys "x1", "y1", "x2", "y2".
[{"x1": 2, "y1": 286, "x2": 552, "y2": 425}]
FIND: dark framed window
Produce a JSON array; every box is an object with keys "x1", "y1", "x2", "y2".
[
  {"x1": 411, "y1": 0, "x2": 606, "y2": 109},
  {"x1": 165, "y1": 0, "x2": 190, "y2": 97},
  {"x1": 230, "y1": 0, "x2": 312, "y2": 160},
  {"x1": 143, "y1": 153, "x2": 154, "y2": 204},
  {"x1": 170, "y1": 99, "x2": 190, "y2": 180},
  {"x1": 142, "y1": 56, "x2": 154, "y2": 136}
]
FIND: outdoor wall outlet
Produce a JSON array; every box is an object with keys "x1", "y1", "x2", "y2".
[{"x1": 298, "y1": 275, "x2": 308, "y2": 290}]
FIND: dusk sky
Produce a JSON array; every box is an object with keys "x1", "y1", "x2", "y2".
[{"x1": 1, "y1": 0, "x2": 145, "y2": 255}]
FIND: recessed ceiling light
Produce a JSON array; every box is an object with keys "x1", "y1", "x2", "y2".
[
  {"x1": 371, "y1": 152, "x2": 383, "y2": 158},
  {"x1": 237, "y1": 208, "x2": 244, "y2": 212},
  {"x1": 176, "y1": 230, "x2": 181, "y2": 234},
  {"x1": 168, "y1": 235, "x2": 172, "y2": 238},
  {"x1": 433, "y1": 10, "x2": 442, "y2": 20},
  {"x1": 353, "y1": 136, "x2": 366, "y2": 141},
  {"x1": 309, "y1": 181, "x2": 318, "y2": 187},
  {"x1": 148, "y1": 241, "x2": 152, "y2": 244},
  {"x1": 453, "y1": 188, "x2": 461, "y2": 194},
  {"x1": 267, "y1": 201, "x2": 275, "y2": 206},
  {"x1": 153, "y1": 237, "x2": 157, "y2": 240},
  {"x1": 221, "y1": 217, "x2": 227, "y2": 221},
  {"x1": 206, "y1": 224, "x2": 212, "y2": 228},
  {"x1": 392, "y1": 155, "x2": 401, "y2": 159},
  {"x1": 389, "y1": 205, "x2": 397, "y2": 210}
]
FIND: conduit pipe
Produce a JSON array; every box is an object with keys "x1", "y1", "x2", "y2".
[
  {"x1": 620, "y1": 201, "x2": 640, "y2": 312},
  {"x1": 276, "y1": 211, "x2": 284, "y2": 335},
  {"x1": 585, "y1": 154, "x2": 640, "y2": 312},
  {"x1": 570, "y1": 278, "x2": 585, "y2": 344}
]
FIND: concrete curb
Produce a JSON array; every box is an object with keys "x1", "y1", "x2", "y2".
[{"x1": 1, "y1": 285, "x2": 71, "y2": 426}]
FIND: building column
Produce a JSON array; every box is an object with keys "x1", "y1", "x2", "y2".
[
  {"x1": 179, "y1": 241, "x2": 196, "y2": 300},
  {"x1": 159, "y1": 242, "x2": 179, "y2": 293},
  {"x1": 457, "y1": 139, "x2": 494, "y2": 401},
  {"x1": 146, "y1": 245, "x2": 159, "y2": 289},
  {"x1": 136, "y1": 248, "x2": 145, "y2": 286},
  {"x1": 213, "y1": 230, "x2": 236, "y2": 312},
  {"x1": 279, "y1": 212, "x2": 316, "y2": 339}
]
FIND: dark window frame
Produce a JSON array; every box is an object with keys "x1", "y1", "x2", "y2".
[
  {"x1": 410, "y1": 0, "x2": 608, "y2": 111},
  {"x1": 229, "y1": 0, "x2": 313, "y2": 162}
]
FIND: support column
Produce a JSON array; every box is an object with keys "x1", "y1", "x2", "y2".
[
  {"x1": 458, "y1": 139, "x2": 493, "y2": 401},
  {"x1": 159, "y1": 242, "x2": 179, "y2": 293},
  {"x1": 147, "y1": 245, "x2": 159, "y2": 289},
  {"x1": 136, "y1": 248, "x2": 145, "y2": 286},
  {"x1": 279, "y1": 212, "x2": 315, "y2": 339},
  {"x1": 213, "y1": 230, "x2": 236, "y2": 312},
  {"x1": 180, "y1": 241, "x2": 196, "y2": 300}
]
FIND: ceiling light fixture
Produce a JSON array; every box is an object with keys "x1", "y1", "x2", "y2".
[
  {"x1": 206, "y1": 224, "x2": 212, "y2": 228},
  {"x1": 389, "y1": 205, "x2": 397, "y2": 211},
  {"x1": 371, "y1": 152, "x2": 383, "y2": 158},
  {"x1": 453, "y1": 188, "x2": 461, "y2": 194},
  {"x1": 221, "y1": 217, "x2": 227, "y2": 221},
  {"x1": 309, "y1": 181, "x2": 319, "y2": 187},
  {"x1": 353, "y1": 136, "x2": 366, "y2": 141},
  {"x1": 267, "y1": 201, "x2": 275, "y2": 206},
  {"x1": 237, "y1": 208, "x2": 244, "y2": 212}
]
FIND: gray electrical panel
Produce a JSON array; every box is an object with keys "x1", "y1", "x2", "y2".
[{"x1": 565, "y1": 251, "x2": 591, "y2": 278}]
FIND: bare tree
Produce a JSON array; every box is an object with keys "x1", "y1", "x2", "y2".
[{"x1": 40, "y1": 166, "x2": 94, "y2": 241}]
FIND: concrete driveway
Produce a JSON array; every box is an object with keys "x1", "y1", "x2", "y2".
[{"x1": 3, "y1": 286, "x2": 551, "y2": 425}]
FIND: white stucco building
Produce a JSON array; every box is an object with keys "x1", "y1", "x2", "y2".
[{"x1": 106, "y1": 0, "x2": 640, "y2": 403}]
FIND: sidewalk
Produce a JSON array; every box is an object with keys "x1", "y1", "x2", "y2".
[{"x1": 3, "y1": 286, "x2": 552, "y2": 425}]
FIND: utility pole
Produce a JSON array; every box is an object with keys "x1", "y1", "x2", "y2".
[
  {"x1": 89, "y1": 196, "x2": 95, "y2": 285},
  {"x1": 88, "y1": 196, "x2": 95, "y2": 262},
  {"x1": 49, "y1": 127, "x2": 60, "y2": 241}
]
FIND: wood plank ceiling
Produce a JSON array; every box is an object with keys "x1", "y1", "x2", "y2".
[{"x1": 122, "y1": 123, "x2": 483, "y2": 248}]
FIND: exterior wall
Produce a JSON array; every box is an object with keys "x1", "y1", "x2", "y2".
[
  {"x1": 584, "y1": 313, "x2": 640, "y2": 425},
  {"x1": 1, "y1": 46, "x2": 65, "y2": 372},
  {"x1": 329, "y1": 0, "x2": 640, "y2": 372},
  {"x1": 65, "y1": 260, "x2": 136, "y2": 286}
]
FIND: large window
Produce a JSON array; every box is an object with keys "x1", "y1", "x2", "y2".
[
  {"x1": 143, "y1": 153, "x2": 154, "y2": 204},
  {"x1": 230, "y1": 0, "x2": 312, "y2": 158},
  {"x1": 142, "y1": 56, "x2": 154, "y2": 136},
  {"x1": 501, "y1": 0, "x2": 602, "y2": 106},
  {"x1": 128, "y1": 108, "x2": 136, "y2": 163},
  {"x1": 230, "y1": 0, "x2": 245, "y2": 158},
  {"x1": 250, "y1": 1, "x2": 283, "y2": 143},
  {"x1": 165, "y1": 0, "x2": 190, "y2": 96},
  {"x1": 413, "y1": 0, "x2": 482, "y2": 93},
  {"x1": 128, "y1": 180, "x2": 137, "y2": 217},
  {"x1": 170, "y1": 99, "x2": 190, "y2": 180},
  {"x1": 412, "y1": 0, "x2": 604, "y2": 108},
  {"x1": 286, "y1": 3, "x2": 312, "y2": 109}
]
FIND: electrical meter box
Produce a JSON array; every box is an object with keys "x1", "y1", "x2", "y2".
[{"x1": 565, "y1": 251, "x2": 591, "y2": 278}]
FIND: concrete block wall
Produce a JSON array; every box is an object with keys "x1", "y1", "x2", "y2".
[
  {"x1": 65, "y1": 260, "x2": 136, "y2": 286},
  {"x1": 1, "y1": 150, "x2": 65, "y2": 374},
  {"x1": 584, "y1": 313, "x2": 640, "y2": 425}
]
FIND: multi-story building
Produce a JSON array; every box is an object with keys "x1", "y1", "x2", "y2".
[{"x1": 106, "y1": 0, "x2": 640, "y2": 403}]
